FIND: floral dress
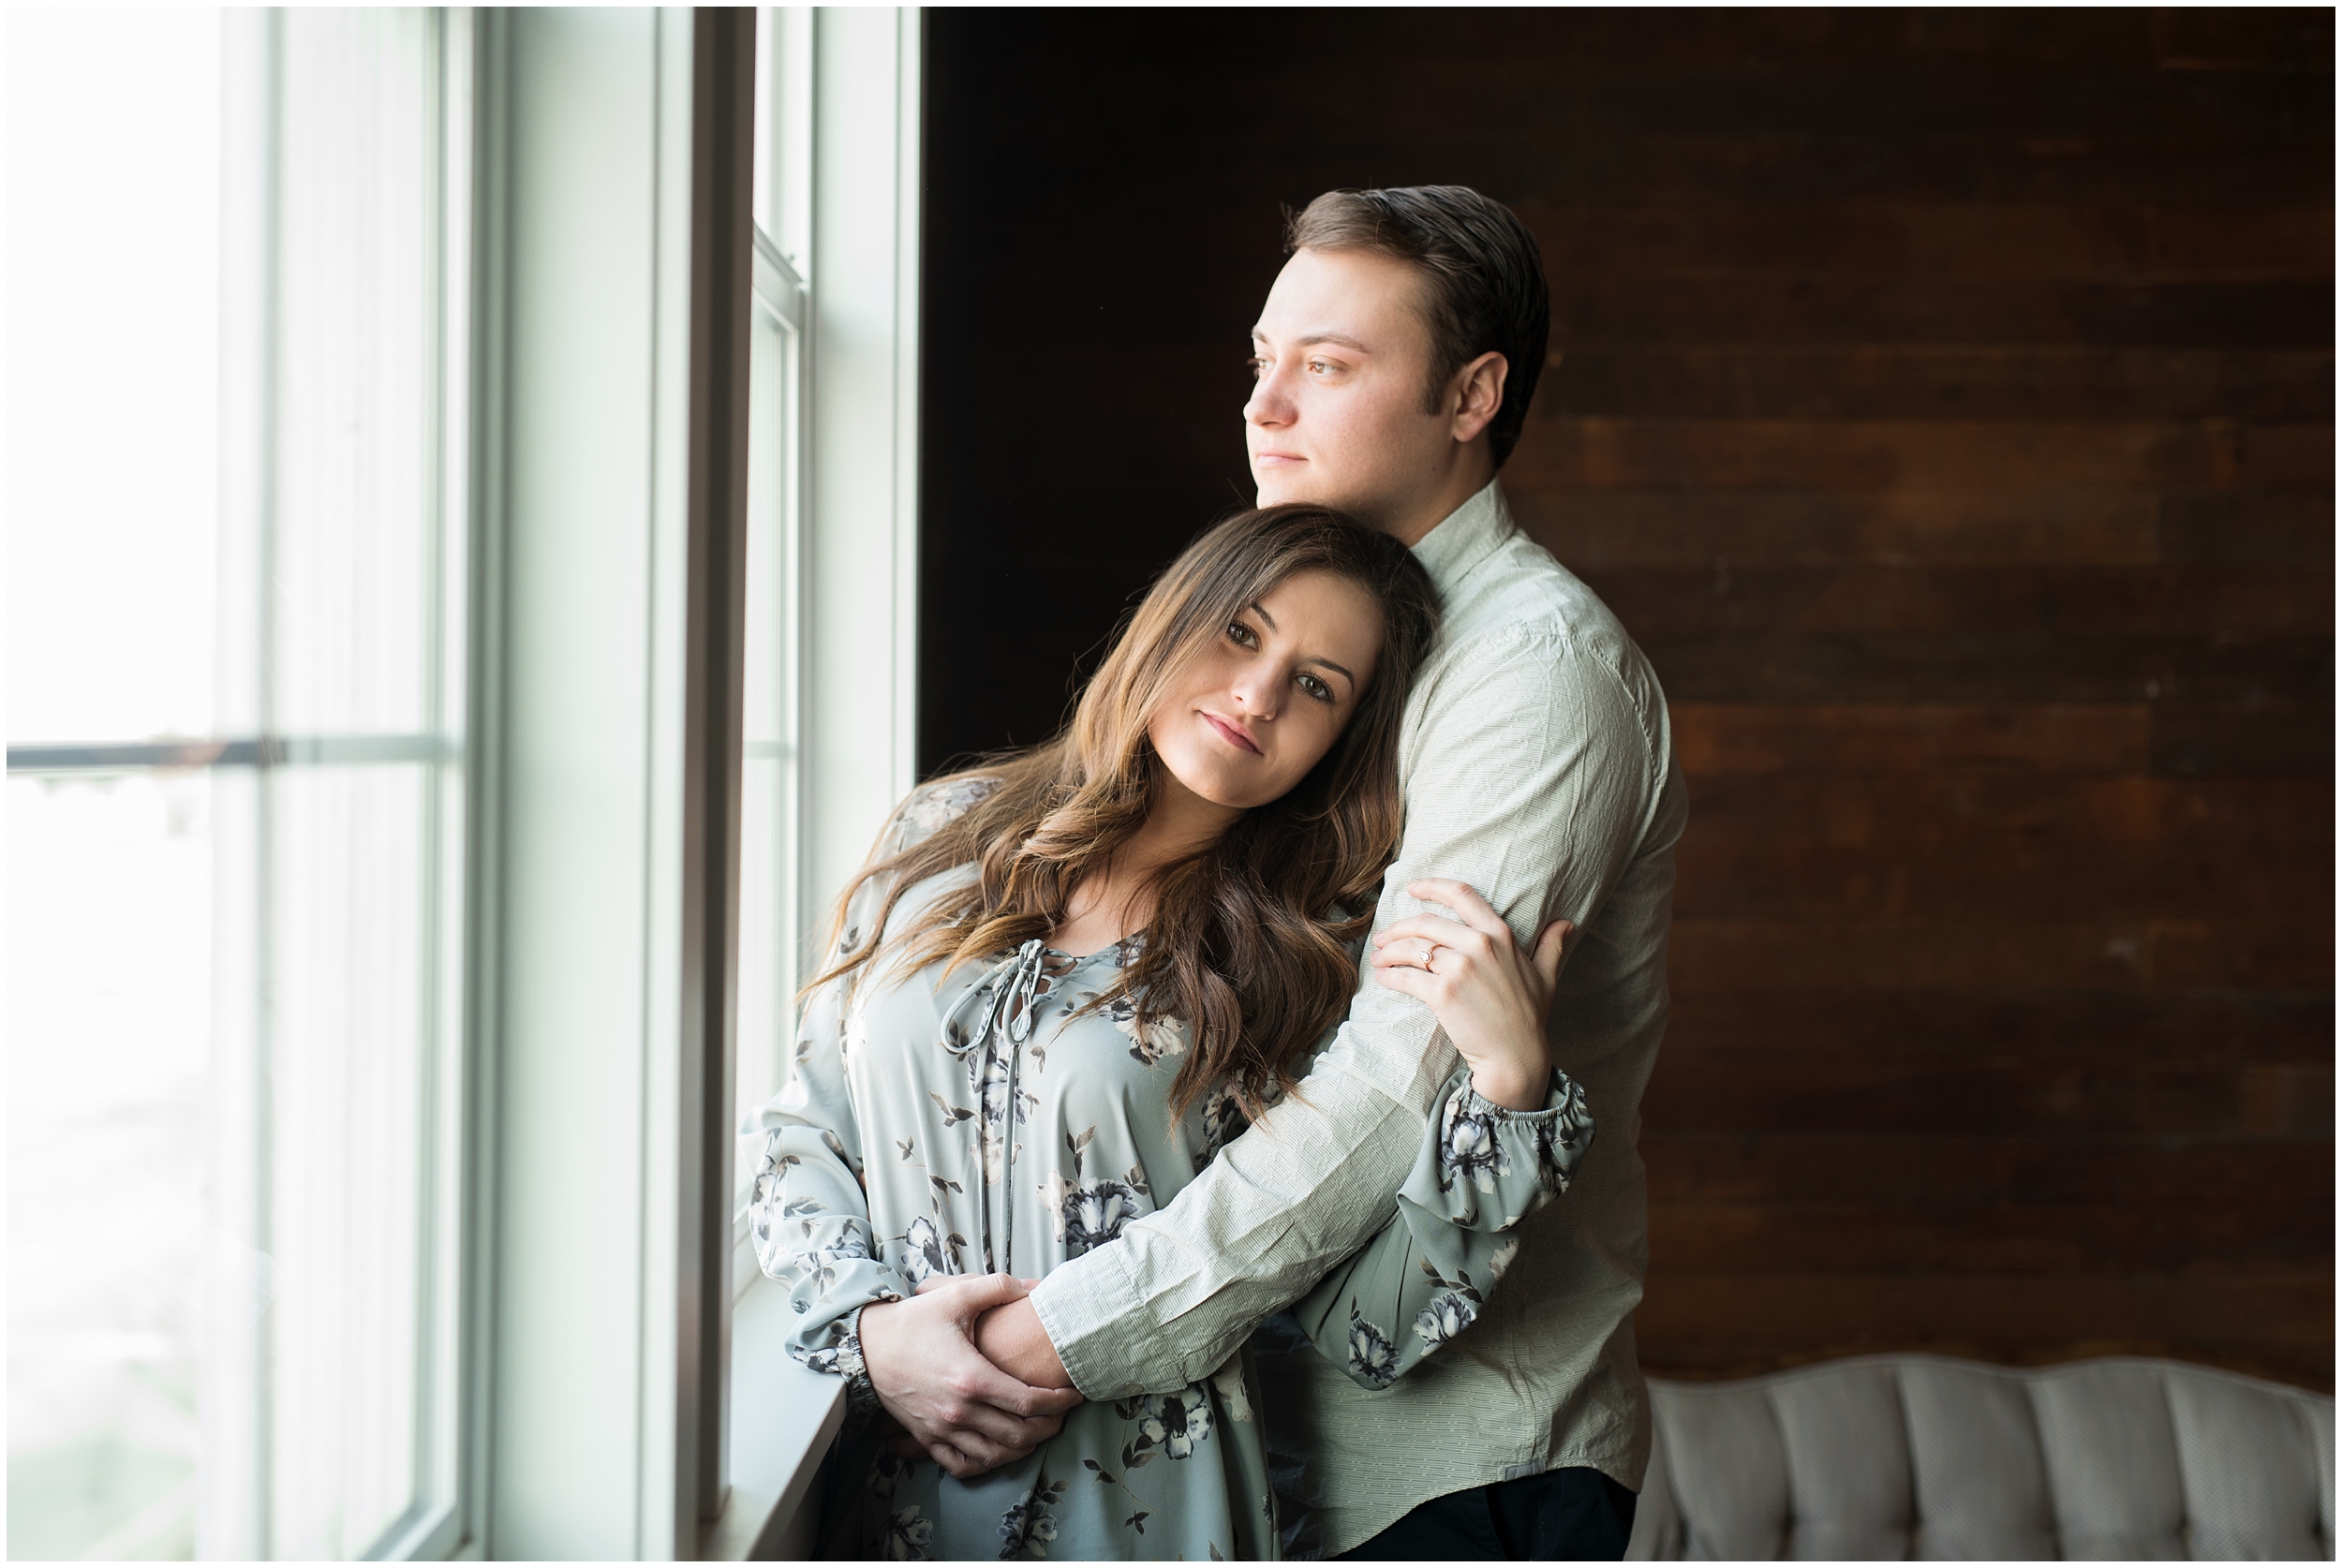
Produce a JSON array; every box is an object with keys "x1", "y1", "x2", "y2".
[{"x1": 749, "y1": 780, "x2": 1594, "y2": 1561}]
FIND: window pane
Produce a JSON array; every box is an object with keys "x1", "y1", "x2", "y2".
[
  {"x1": 7, "y1": 773, "x2": 214, "y2": 1561},
  {"x1": 734, "y1": 299, "x2": 800, "y2": 1230},
  {"x1": 263, "y1": 764, "x2": 437, "y2": 1556},
  {"x1": 5, "y1": 8, "x2": 222, "y2": 745},
  {"x1": 272, "y1": 9, "x2": 442, "y2": 740}
]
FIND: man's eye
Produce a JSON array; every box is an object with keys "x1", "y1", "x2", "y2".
[
  {"x1": 1247, "y1": 356, "x2": 1269, "y2": 377},
  {"x1": 1307, "y1": 359, "x2": 1328, "y2": 375}
]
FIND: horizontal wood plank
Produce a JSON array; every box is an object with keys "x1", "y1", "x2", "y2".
[
  {"x1": 1639, "y1": 631, "x2": 2332, "y2": 710},
  {"x1": 1519, "y1": 488, "x2": 2168, "y2": 569},
  {"x1": 1547, "y1": 277, "x2": 2333, "y2": 350},
  {"x1": 1669, "y1": 841, "x2": 2329, "y2": 924},
  {"x1": 1672, "y1": 707, "x2": 2156, "y2": 774},
  {"x1": 1506, "y1": 418, "x2": 2335, "y2": 493},
  {"x1": 1661, "y1": 988, "x2": 2335, "y2": 1065},
  {"x1": 1639, "y1": 1058, "x2": 2334, "y2": 1138},
  {"x1": 1529, "y1": 206, "x2": 2335, "y2": 287},
  {"x1": 1541, "y1": 345, "x2": 2334, "y2": 423},
  {"x1": 1648, "y1": 1202, "x2": 2332, "y2": 1275},
  {"x1": 1588, "y1": 564, "x2": 2333, "y2": 638},
  {"x1": 1668, "y1": 917, "x2": 2334, "y2": 991},
  {"x1": 1643, "y1": 1132, "x2": 2336, "y2": 1207}
]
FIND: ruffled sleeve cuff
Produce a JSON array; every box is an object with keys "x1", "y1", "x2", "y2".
[{"x1": 1396, "y1": 1064, "x2": 1594, "y2": 1234}]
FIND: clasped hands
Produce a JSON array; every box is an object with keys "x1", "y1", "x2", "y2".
[
  {"x1": 857, "y1": 1274, "x2": 1078, "y2": 1479},
  {"x1": 856, "y1": 879, "x2": 1569, "y2": 1478}
]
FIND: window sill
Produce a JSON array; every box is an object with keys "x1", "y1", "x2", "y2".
[{"x1": 698, "y1": 1276, "x2": 848, "y2": 1561}]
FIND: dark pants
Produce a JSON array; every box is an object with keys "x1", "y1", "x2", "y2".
[{"x1": 1336, "y1": 1467, "x2": 1637, "y2": 1561}]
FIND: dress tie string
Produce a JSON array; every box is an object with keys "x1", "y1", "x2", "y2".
[{"x1": 939, "y1": 937, "x2": 1053, "y2": 1058}]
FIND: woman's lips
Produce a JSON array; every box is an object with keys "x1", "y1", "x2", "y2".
[{"x1": 1203, "y1": 712, "x2": 1261, "y2": 755}]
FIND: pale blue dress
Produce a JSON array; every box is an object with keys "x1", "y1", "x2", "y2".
[{"x1": 749, "y1": 779, "x2": 1594, "y2": 1560}]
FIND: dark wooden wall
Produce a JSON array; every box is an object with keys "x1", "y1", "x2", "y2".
[{"x1": 919, "y1": 9, "x2": 2335, "y2": 1389}]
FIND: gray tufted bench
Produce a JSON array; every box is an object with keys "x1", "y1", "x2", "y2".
[{"x1": 1626, "y1": 1354, "x2": 2335, "y2": 1560}]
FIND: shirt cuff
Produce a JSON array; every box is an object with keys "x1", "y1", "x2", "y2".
[
  {"x1": 1457, "y1": 1066, "x2": 1584, "y2": 1123},
  {"x1": 1027, "y1": 1237, "x2": 1149, "y2": 1401}
]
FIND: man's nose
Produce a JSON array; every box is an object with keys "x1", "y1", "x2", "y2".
[{"x1": 1244, "y1": 362, "x2": 1294, "y2": 426}]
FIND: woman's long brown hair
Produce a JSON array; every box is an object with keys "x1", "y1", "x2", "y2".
[{"x1": 808, "y1": 503, "x2": 1440, "y2": 1116}]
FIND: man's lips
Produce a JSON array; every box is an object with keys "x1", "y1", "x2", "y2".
[
  {"x1": 1253, "y1": 451, "x2": 1305, "y2": 465},
  {"x1": 1203, "y1": 713, "x2": 1261, "y2": 755}
]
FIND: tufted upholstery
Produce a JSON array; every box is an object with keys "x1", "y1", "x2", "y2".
[{"x1": 1627, "y1": 1354, "x2": 2335, "y2": 1561}]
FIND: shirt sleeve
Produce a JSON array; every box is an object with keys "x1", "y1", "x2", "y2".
[
  {"x1": 1284, "y1": 1063, "x2": 1593, "y2": 1389},
  {"x1": 746, "y1": 960, "x2": 909, "y2": 1393},
  {"x1": 1028, "y1": 629, "x2": 1661, "y2": 1398},
  {"x1": 743, "y1": 776, "x2": 998, "y2": 1395}
]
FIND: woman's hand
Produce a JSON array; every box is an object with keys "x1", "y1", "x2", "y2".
[{"x1": 1371, "y1": 878, "x2": 1570, "y2": 1111}]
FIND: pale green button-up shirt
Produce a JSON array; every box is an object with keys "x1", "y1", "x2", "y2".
[{"x1": 1029, "y1": 481, "x2": 1688, "y2": 1558}]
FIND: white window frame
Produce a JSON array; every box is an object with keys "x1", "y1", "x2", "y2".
[
  {"x1": 463, "y1": 7, "x2": 922, "y2": 1560},
  {"x1": 707, "y1": 7, "x2": 926, "y2": 1559}
]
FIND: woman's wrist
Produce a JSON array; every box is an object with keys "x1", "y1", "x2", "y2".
[{"x1": 1465, "y1": 1058, "x2": 1550, "y2": 1113}]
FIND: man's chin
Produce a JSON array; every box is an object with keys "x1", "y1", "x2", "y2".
[{"x1": 1253, "y1": 473, "x2": 1324, "y2": 510}]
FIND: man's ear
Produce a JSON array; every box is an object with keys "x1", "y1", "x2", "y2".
[{"x1": 1448, "y1": 350, "x2": 1508, "y2": 446}]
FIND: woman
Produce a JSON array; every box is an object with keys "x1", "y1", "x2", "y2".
[{"x1": 750, "y1": 505, "x2": 1593, "y2": 1561}]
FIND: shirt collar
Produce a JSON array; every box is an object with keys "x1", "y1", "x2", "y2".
[{"x1": 1407, "y1": 478, "x2": 1515, "y2": 599}]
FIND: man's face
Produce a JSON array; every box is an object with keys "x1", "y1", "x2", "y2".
[{"x1": 1244, "y1": 247, "x2": 1454, "y2": 530}]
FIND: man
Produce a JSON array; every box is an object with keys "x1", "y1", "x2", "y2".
[{"x1": 860, "y1": 185, "x2": 1685, "y2": 1561}]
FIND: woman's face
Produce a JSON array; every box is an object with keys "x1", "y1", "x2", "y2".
[{"x1": 1147, "y1": 568, "x2": 1385, "y2": 812}]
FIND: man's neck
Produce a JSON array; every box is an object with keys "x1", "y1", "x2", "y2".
[{"x1": 1380, "y1": 449, "x2": 1497, "y2": 547}]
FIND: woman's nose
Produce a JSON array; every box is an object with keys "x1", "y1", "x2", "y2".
[{"x1": 1230, "y1": 670, "x2": 1280, "y2": 719}]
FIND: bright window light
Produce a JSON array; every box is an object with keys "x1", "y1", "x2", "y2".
[{"x1": 7, "y1": 10, "x2": 469, "y2": 1560}]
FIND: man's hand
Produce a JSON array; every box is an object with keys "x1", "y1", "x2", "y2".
[
  {"x1": 857, "y1": 1273, "x2": 1084, "y2": 1479},
  {"x1": 1371, "y1": 877, "x2": 1571, "y2": 1111}
]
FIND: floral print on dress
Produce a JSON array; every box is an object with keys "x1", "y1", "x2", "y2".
[
  {"x1": 790, "y1": 1311, "x2": 869, "y2": 1378},
  {"x1": 1532, "y1": 1073, "x2": 1595, "y2": 1195},
  {"x1": 1106, "y1": 992, "x2": 1187, "y2": 1068},
  {"x1": 884, "y1": 1504, "x2": 936, "y2": 1561},
  {"x1": 1117, "y1": 1385, "x2": 1213, "y2": 1465},
  {"x1": 1345, "y1": 1308, "x2": 1401, "y2": 1389},
  {"x1": 787, "y1": 1208, "x2": 874, "y2": 1297},
  {"x1": 1208, "y1": 1359, "x2": 1253, "y2": 1423},
  {"x1": 1043, "y1": 1126, "x2": 1151, "y2": 1258},
  {"x1": 959, "y1": 1048, "x2": 1035, "y2": 1182},
  {"x1": 895, "y1": 1213, "x2": 967, "y2": 1284},
  {"x1": 1413, "y1": 1286, "x2": 1480, "y2": 1352},
  {"x1": 1435, "y1": 1093, "x2": 1513, "y2": 1196},
  {"x1": 997, "y1": 1472, "x2": 1066, "y2": 1559},
  {"x1": 1193, "y1": 1082, "x2": 1248, "y2": 1172}
]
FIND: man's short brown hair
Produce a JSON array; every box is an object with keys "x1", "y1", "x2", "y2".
[{"x1": 1285, "y1": 185, "x2": 1550, "y2": 468}]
